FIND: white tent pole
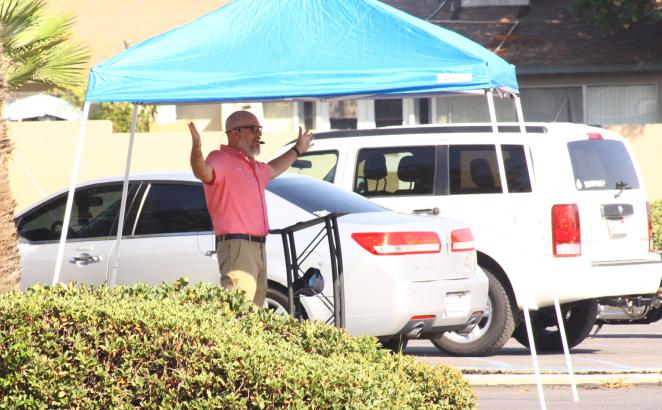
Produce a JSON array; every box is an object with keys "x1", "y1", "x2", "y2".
[
  {"x1": 514, "y1": 94, "x2": 526, "y2": 134},
  {"x1": 108, "y1": 104, "x2": 138, "y2": 287},
  {"x1": 52, "y1": 102, "x2": 91, "y2": 286},
  {"x1": 554, "y1": 295, "x2": 580, "y2": 401},
  {"x1": 486, "y1": 90, "x2": 498, "y2": 133},
  {"x1": 523, "y1": 304, "x2": 547, "y2": 410},
  {"x1": 515, "y1": 93, "x2": 578, "y2": 401},
  {"x1": 514, "y1": 93, "x2": 546, "y2": 408}
]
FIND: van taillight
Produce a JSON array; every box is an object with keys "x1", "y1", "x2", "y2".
[
  {"x1": 587, "y1": 132, "x2": 603, "y2": 140},
  {"x1": 451, "y1": 228, "x2": 475, "y2": 252},
  {"x1": 647, "y1": 201, "x2": 653, "y2": 251},
  {"x1": 351, "y1": 232, "x2": 441, "y2": 255},
  {"x1": 552, "y1": 204, "x2": 581, "y2": 257}
]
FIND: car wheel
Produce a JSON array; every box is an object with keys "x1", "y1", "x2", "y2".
[
  {"x1": 265, "y1": 287, "x2": 310, "y2": 320},
  {"x1": 430, "y1": 266, "x2": 515, "y2": 356},
  {"x1": 265, "y1": 287, "x2": 291, "y2": 315},
  {"x1": 378, "y1": 334, "x2": 408, "y2": 353},
  {"x1": 512, "y1": 299, "x2": 597, "y2": 352}
]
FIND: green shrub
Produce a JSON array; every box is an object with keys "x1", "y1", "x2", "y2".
[
  {"x1": 652, "y1": 199, "x2": 662, "y2": 251},
  {"x1": 0, "y1": 281, "x2": 475, "y2": 409}
]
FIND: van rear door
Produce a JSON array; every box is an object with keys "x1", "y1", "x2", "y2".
[{"x1": 567, "y1": 136, "x2": 650, "y2": 261}]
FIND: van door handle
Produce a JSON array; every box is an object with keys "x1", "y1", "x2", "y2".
[
  {"x1": 413, "y1": 207, "x2": 440, "y2": 215},
  {"x1": 68, "y1": 253, "x2": 101, "y2": 265},
  {"x1": 204, "y1": 250, "x2": 215, "y2": 257}
]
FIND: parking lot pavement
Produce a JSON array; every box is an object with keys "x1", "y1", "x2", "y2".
[
  {"x1": 473, "y1": 384, "x2": 662, "y2": 410},
  {"x1": 405, "y1": 321, "x2": 662, "y2": 386}
]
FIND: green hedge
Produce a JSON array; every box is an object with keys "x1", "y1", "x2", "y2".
[
  {"x1": 652, "y1": 199, "x2": 662, "y2": 251},
  {"x1": 0, "y1": 280, "x2": 475, "y2": 409}
]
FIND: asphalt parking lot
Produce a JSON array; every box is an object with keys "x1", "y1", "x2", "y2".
[{"x1": 406, "y1": 320, "x2": 662, "y2": 408}]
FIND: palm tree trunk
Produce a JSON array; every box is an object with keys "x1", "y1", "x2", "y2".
[{"x1": 0, "y1": 67, "x2": 22, "y2": 294}]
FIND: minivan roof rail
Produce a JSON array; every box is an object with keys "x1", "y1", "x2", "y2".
[{"x1": 312, "y1": 125, "x2": 548, "y2": 140}]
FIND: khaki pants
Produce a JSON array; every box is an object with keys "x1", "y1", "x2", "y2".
[{"x1": 217, "y1": 239, "x2": 267, "y2": 307}]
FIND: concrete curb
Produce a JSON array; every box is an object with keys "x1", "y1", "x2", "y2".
[{"x1": 464, "y1": 371, "x2": 662, "y2": 386}]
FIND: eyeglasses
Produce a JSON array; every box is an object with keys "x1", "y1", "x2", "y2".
[{"x1": 233, "y1": 125, "x2": 263, "y2": 133}]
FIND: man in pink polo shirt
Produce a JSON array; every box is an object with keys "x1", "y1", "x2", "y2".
[{"x1": 188, "y1": 110, "x2": 313, "y2": 307}]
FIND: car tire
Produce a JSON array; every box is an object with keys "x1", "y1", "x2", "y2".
[
  {"x1": 265, "y1": 287, "x2": 291, "y2": 315},
  {"x1": 512, "y1": 299, "x2": 598, "y2": 352},
  {"x1": 378, "y1": 334, "x2": 409, "y2": 353},
  {"x1": 430, "y1": 266, "x2": 515, "y2": 356},
  {"x1": 265, "y1": 286, "x2": 310, "y2": 320}
]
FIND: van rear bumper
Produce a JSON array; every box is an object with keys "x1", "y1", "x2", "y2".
[{"x1": 529, "y1": 257, "x2": 662, "y2": 308}]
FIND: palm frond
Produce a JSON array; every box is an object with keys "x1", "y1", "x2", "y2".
[{"x1": 1, "y1": 0, "x2": 89, "y2": 90}]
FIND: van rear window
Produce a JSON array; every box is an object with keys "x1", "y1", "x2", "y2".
[{"x1": 568, "y1": 140, "x2": 639, "y2": 191}]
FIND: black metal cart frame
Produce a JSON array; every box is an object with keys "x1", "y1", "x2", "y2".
[{"x1": 269, "y1": 212, "x2": 346, "y2": 328}]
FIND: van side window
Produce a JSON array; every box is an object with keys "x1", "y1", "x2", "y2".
[
  {"x1": 449, "y1": 145, "x2": 502, "y2": 195},
  {"x1": 502, "y1": 145, "x2": 532, "y2": 193},
  {"x1": 354, "y1": 147, "x2": 435, "y2": 197},
  {"x1": 288, "y1": 150, "x2": 338, "y2": 183}
]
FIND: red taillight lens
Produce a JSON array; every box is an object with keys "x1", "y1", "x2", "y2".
[
  {"x1": 351, "y1": 231, "x2": 441, "y2": 255},
  {"x1": 451, "y1": 228, "x2": 475, "y2": 252},
  {"x1": 552, "y1": 204, "x2": 581, "y2": 257},
  {"x1": 647, "y1": 201, "x2": 653, "y2": 251},
  {"x1": 587, "y1": 132, "x2": 603, "y2": 140}
]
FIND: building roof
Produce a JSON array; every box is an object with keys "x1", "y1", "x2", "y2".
[{"x1": 383, "y1": 0, "x2": 662, "y2": 74}]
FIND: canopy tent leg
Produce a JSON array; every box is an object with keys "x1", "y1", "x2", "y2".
[
  {"x1": 108, "y1": 104, "x2": 138, "y2": 287},
  {"x1": 523, "y1": 304, "x2": 547, "y2": 410},
  {"x1": 554, "y1": 294, "x2": 580, "y2": 401},
  {"x1": 514, "y1": 94, "x2": 526, "y2": 134},
  {"x1": 486, "y1": 90, "x2": 498, "y2": 133},
  {"x1": 512, "y1": 93, "x2": 546, "y2": 408},
  {"x1": 514, "y1": 93, "x2": 579, "y2": 402},
  {"x1": 52, "y1": 102, "x2": 91, "y2": 286}
]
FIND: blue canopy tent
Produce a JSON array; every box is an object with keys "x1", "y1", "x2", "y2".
[
  {"x1": 53, "y1": 1, "x2": 563, "y2": 405},
  {"x1": 84, "y1": 0, "x2": 518, "y2": 103}
]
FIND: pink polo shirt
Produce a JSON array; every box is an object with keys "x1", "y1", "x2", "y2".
[{"x1": 203, "y1": 145, "x2": 271, "y2": 236}]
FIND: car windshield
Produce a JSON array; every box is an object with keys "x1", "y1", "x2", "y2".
[
  {"x1": 568, "y1": 140, "x2": 639, "y2": 191},
  {"x1": 267, "y1": 176, "x2": 386, "y2": 216}
]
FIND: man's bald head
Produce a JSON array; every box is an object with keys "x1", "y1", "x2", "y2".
[{"x1": 225, "y1": 110, "x2": 258, "y2": 132}]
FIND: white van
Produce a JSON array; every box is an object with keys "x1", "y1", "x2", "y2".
[{"x1": 273, "y1": 122, "x2": 662, "y2": 356}]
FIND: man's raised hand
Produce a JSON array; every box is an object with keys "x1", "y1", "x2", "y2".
[
  {"x1": 296, "y1": 126, "x2": 315, "y2": 154},
  {"x1": 189, "y1": 122, "x2": 201, "y2": 148}
]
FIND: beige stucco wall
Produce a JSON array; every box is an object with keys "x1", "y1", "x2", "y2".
[
  {"x1": 606, "y1": 124, "x2": 662, "y2": 201},
  {"x1": 8, "y1": 121, "x2": 661, "y2": 214},
  {"x1": 8, "y1": 121, "x2": 295, "y2": 213}
]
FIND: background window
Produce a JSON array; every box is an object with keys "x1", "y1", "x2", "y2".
[
  {"x1": 375, "y1": 99, "x2": 403, "y2": 127},
  {"x1": 135, "y1": 184, "x2": 211, "y2": 235},
  {"x1": 501, "y1": 145, "x2": 532, "y2": 193},
  {"x1": 302, "y1": 101, "x2": 315, "y2": 130},
  {"x1": 329, "y1": 100, "x2": 357, "y2": 130},
  {"x1": 449, "y1": 145, "x2": 502, "y2": 195},
  {"x1": 587, "y1": 84, "x2": 657, "y2": 125},
  {"x1": 434, "y1": 94, "x2": 515, "y2": 123},
  {"x1": 520, "y1": 87, "x2": 583, "y2": 122},
  {"x1": 415, "y1": 98, "x2": 431, "y2": 125},
  {"x1": 288, "y1": 150, "x2": 338, "y2": 182}
]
